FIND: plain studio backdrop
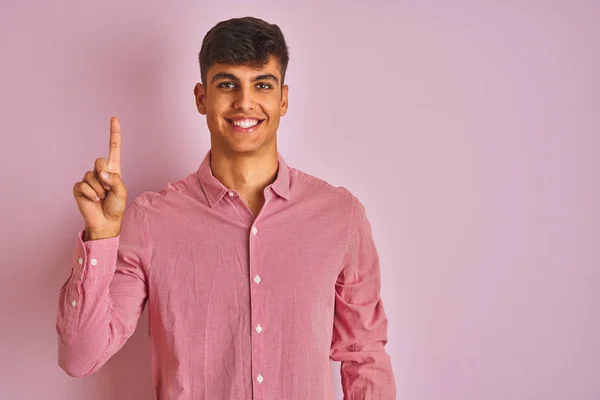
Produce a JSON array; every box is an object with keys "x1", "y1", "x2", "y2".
[{"x1": 0, "y1": 1, "x2": 598, "y2": 399}]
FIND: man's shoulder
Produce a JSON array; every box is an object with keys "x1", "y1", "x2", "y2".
[
  {"x1": 289, "y1": 165, "x2": 358, "y2": 204},
  {"x1": 129, "y1": 171, "x2": 199, "y2": 210}
]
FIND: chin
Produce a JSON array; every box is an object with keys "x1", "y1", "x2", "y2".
[
  {"x1": 218, "y1": 139, "x2": 265, "y2": 156},
  {"x1": 210, "y1": 125, "x2": 276, "y2": 155}
]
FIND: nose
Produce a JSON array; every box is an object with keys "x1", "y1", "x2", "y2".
[{"x1": 231, "y1": 86, "x2": 255, "y2": 111}]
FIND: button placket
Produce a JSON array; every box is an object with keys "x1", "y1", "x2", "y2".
[{"x1": 249, "y1": 222, "x2": 265, "y2": 393}]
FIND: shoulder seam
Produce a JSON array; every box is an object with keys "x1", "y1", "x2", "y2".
[
  {"x1": 130, "y1": 200, "x2": 151, "y2": 280},
  {"x1": 339, "y1": 195, "x2": 357, "y2": 274}
]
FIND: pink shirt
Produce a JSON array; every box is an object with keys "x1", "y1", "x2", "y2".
[{"x1": 56, "y1": 150, "x2": 396, "y2": 399}]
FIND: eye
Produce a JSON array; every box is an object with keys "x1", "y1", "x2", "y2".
[
  {"x1": 256, "y1": 83, "x2": 272, "y2": 90},
  {"x1": 217, "y1": 82, "x2": 236, "y2": 89}
]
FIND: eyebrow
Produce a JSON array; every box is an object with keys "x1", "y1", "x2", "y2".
[{"x1": 211, "y1": 72, "x2": 280, "y2": 85}]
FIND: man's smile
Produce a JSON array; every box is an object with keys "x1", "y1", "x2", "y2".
[{"x1": 225, "y1": 118, "x2": 264, "y2": 132}]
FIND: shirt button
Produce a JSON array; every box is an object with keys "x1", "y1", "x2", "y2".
[
  {"x1": 71, "y1": 300, "x2": 77, "y2": 307},
  {"x1": 251, "y1": 226, "x2": 258, "y2": 235},
  {"x1": 77, "y1": 257, "x2": 83, "y2": 265},
  {"x1": 90, "y1": 258, "x2": 98, "y2": 266},
  {"x1": 256, "y1": 324, "x2": 263, "y2": 334},
  {"x1": 228, "y1": 191, "x2": 234, "y2": 197},
  {"x1": 257, "y1": 374, "x2": 264, "y2": 384},
  {"x1": 254, "y1": 275, "x2": 261, "y2": 284}
]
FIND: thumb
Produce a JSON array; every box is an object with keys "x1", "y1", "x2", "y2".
[{"x1": 100, "y1": 170, "x2": 126, "y2": 200}]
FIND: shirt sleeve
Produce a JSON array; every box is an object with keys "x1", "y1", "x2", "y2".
[
  {"x1": 330, "y1": 196, "x2": 397, "y2": 399},
  {"x1": 56, "y1": 200, "x2": 149, "y2": 378}
]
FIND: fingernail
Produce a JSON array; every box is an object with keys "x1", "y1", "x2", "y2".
[
  {"x1": 103, "y1": 184, "x2": 111, "y2": 191},
  {"x1": 101, "y1": 171, "x2": 109, "y2": 180},
  {"x1": 100, "y1": 193, "x2": 106, "y2": 199},
  {"x1": 94, "y1": 196, "x2": 100, "y2": 201}
]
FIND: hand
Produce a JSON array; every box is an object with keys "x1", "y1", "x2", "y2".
[{"x1": 72, "y1": 116, "x2": 127, "y2": 240}]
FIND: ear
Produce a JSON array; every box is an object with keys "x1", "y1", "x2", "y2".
[
  {"x1": 280, "y1": 84, "x2": 289, "y2": 116},
  {"x1": 194, "y1": 83, "x2": 207, "y2": 115}
]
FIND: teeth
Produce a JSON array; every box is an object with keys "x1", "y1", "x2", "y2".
[{"x1": 231, "y1": 119, "x2": 259, "y2": 129}]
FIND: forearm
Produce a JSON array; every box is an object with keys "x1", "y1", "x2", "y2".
[
  {"x1": 333, "y1": 340, "x2": 396, "y2": 399},
  {"x1": 56, "y1": 230, "x2": 145, "y2": 377},
  {"x1": 57, "y1": 267, "x2": 118, "y2": 377}
]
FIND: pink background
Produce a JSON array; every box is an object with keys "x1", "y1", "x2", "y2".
[{"x1": 1, "y1": 1, "x2": 599, "y2": 399}]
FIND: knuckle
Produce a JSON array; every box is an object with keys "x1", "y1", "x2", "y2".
[
  {"x1": 83, "y1": 170, "x2": 95, "y2": 181},
  {"x1": 94, "y1": 158, "x2": 107, "y2": 170}
]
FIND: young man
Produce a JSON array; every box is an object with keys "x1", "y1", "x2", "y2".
[{"x1": 59, "y1": 16, "x2": 396, "y2": 399}]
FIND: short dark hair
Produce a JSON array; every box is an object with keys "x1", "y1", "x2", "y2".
[{"x1": 198, "y1": 16, "x2": 290, "y2": 86}]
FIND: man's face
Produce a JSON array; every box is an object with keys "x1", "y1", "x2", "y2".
[{"x1": 194, "y1": 57, "x2": 289, "y2": 156}]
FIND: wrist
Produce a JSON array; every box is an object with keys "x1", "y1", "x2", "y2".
[{"x1": 84, "y1": 227, "x2": 121, "y2": 241}]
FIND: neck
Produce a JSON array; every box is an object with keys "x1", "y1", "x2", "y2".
[{"x1": 209, "y1": 148, "x2": 279, "y2": 196}]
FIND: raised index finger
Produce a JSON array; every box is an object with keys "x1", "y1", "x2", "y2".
[{"x1": 107, "y1": 116, "x2": 122, "y2": 175}]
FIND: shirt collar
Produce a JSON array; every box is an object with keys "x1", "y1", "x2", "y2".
[{"x1": 197, "y1": 149, "x2": 291, "y2": 208}]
